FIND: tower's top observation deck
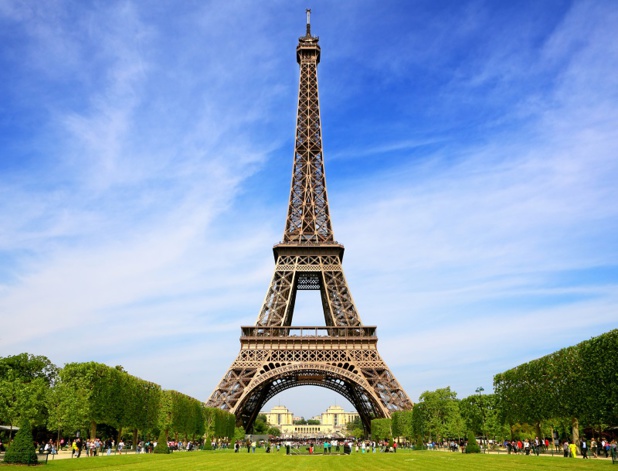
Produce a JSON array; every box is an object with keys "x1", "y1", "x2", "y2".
[{"x1": 297, "y1": 9, "x2": 320, "y2": 64}]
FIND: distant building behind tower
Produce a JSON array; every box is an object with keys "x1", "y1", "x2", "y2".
[{"x1": 261, "y1": 404, "x2": 359, "y2": 438}]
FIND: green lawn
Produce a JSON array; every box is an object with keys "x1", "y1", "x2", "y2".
[{"x1": 2, "y1": 450, "x2": 615, "y2": 470}]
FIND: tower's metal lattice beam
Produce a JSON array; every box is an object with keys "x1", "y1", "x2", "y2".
[
  {"x1": 283, "y1": 27, "x2": 333, "y2": 244},
  {"x1": 255, "y1": 254, "x2": 362, "y2": 327}
]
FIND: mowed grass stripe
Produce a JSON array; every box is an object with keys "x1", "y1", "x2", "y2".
[{"x1": 3, "y1": 450, "x2": 614, "y2": 470}]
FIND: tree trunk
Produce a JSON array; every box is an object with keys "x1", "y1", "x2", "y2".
[
  {"x1": 571, "y1": 417, "x2": 579, "y2": 444},
  {"x1": 535, "y1": 422, "x2": 542, "y2": 441},
  {"x1": 117, "y1": 426, "x2": 123, "y2": 445},
  {"x1": 90, "y1": 420, "x2": 97, "y2": 440},
  {"x1": 133, "y1": 429, "x2": 138, "y2": 450}
]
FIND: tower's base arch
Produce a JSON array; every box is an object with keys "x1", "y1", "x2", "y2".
[
  {"x1": 235, "y1": 363, "x2": 386, "y2": 432},
  {"x1": 206, "y1": 326, "x2": 413, "y2": 433}
]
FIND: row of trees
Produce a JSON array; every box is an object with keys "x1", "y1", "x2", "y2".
[
  {"x1": 371, "y1": 386, "x2": 567, "y2": 446},
  {"x1": 494, "y1": 329, "x2": 618, "y2": 442},
  {"x1": 0, "y1": 354, "x2": 236, "y2": 445},
  {"x1": 370, "y1": 330, "x2": 617, "y2": 445},
  {"x1": 371, "y1": 388, "x2": 506, "y2": 445}
]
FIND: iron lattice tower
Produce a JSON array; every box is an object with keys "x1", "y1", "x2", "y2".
[{"x1": 206, "y1": 11, "x2": 413, "y2": 432}]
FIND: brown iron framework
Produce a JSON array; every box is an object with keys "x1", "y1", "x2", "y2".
[{"x1": 206, "y1": 10, "x2": 413, "y2": 432}]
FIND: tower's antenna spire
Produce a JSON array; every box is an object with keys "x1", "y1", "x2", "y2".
[{"x1": 306, "y1": 9, "x2": 311, "y2": 37}]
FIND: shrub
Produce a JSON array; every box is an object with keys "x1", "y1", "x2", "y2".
[
  {"x1": 413, "y1": 437, "x2": 426, "y2": 450},
  {"x1": 465, "y1": 431, "x2": 481, "y2": 453},
  {"x1": 153, "y1": 430, "x2": 170, "y2": 454},
  {"x1": 204, "y1": 438, "x2": 212, "y2": 450},
  {"x1": 3, "y1": 418, "x2": 37, "y2": 465}
]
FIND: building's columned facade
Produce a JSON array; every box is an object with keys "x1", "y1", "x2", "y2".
[
  {"x1": 262, "y1": 405, "x2": 294, "y2": 427},
  {"x1": 262, "y1": 405, "x2": 359, "y2": 438},
  {"x1": 319, "y1": 405, "x2": 358, "y2": 429}
]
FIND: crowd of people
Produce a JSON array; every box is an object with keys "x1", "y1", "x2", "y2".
[
  {"x1": 2, "y1": 433, "x2": 616, "y2": 460},
  {"x1": 229, "y1": 438, "x2": 398, "y2": 455},
  {"x1": 67, "y1": 437, "x2": 126, "y2": 458},
  {"x1": 21, "y1": 437, "x2": 204, "y2": 457},
  {"x1": 559, "y1": 438, "x2": 617, "y2": 459}
]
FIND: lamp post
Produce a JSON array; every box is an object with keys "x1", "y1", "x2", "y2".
[{"x1": 475, "y1": 387, "x2": 486, "y2": 450}]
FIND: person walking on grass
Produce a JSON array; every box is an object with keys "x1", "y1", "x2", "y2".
[
  {"x1": 591, "y1": 438, "x2": 597, "y2": 458},
  {"x1": 581, "y1": 438, "x2": 588, "y2": 459}
]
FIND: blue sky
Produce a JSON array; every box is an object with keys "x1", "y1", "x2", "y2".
[{"x1": 1, "y1": 0, "x2": 617, "y2": 420}]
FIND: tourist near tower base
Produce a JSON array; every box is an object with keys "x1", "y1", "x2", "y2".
[{"x1": 206, "y1": 10, "x2": 413, "y2": 433}]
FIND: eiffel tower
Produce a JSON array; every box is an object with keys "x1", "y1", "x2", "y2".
[{"x1": 206, "y1": 10, "x2": 413, "y2": 432}]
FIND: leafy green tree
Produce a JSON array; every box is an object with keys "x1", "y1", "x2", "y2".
[
  {"x1": 307, "y1": 419, "x2": 320, "y2": 425},
  {"x1": 123, "y1": 379, "x2": 161, "y2": 449},
  {"x1": 157, "y1": 390, "x2": 207, "y2": 441},
  {"x1": 371, "y1": 418, "x2": 392, "y2": 441},
  {"x1": 0, "y1": 370, "x2": 48, "y2": 428},
  {"x1": 459, "y1": 389, "x2": 506, "y2": 441},
  {"x1": 0, "y1": 353, "x2": 57, "y2": 427},
  {"x1": 3, "y1": 417, "x2": 37, "y2": 464},
  {"x1": 158, "y1": 389, "x2": 174, "y2": 440},
  {"x1": 0, "y1": 353, "x2": 58, "y2": 383},
  {"x1": 234, "y1": 426, "x2": 246, "y2": 442},
  {"x1": 417, "y1": 387, "x2": 464, "y2": 441},
  {"x1": 58, "y1": 362, "x2": 118, "y2": 439},
  {"x1": 253, "y1": 413, "x2": 269, "y2": 434},
  {"x1": 204, "y1": 407, "x2": 236, "y2": 443},
  {"x1": 392, "y1": 410, "x2": 413, "y2": 440},
  {"x1": 345, "y1": 416, "x2": 364, "y2": 439},
  {"x1": 267, "y1": 426, "x2": 281, "y2": 437},
  {"x1": 411, "y1": 401, "x2": 428, "y2": 444},
  {"x1": 46, "y1": 379, "x2": 90, "y2": 442}
]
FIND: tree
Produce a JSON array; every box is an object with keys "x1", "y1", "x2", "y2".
[
  {"x1": 411, "y1": 402, "x2": 428, "y2": 445},
  {"x1": 494, "y1": 329, "x2": 618, "y2": 442},
  {"x1": 253, "y1": 414, "x2": 269, "y2": 434},
  {"x1": 459, "y1": 392, "x2": 508, "y2": 443},
  {"x1": 371, "y1": 418, "x2": 392, "y2": 441},
  {"x1": 417, "y1": 387, "x2": 464, "y2": 442},
  {"x1": 58, "y1": 362, "x2": 120, "y2": 439},
  {"x1": 345, "y1": 416, "x2": 364, "y2": 439},
  {"x1": 460, "y1": 391, "x2": 488, "y2": 437},
  {"x1": 204, "y1": 407, "x2": 236, "y2": 444},
  {"x1": 0, "y1": 353, "x2": 58, "y2": 384},
  {"x1": 123, "y1": 379, "x2": 161, "y2": 447},
  {"x1": 0, "y1": 353, "x2": 57, "y2": 428},
  {"x1": 392, "y1": 410, "x2": 413, "y2": 440},
  {"x1": 3, "y1": 417, "x2": 37, "y2": 465},
  {"x1": 46, "y1": 378, "x2": 90, "y2": 443},
  {"x1": 267, "y1": 426, "x2": 281, "y2": 437},
  {"x1": 234, "y1": 426, "x2": 246, "y2": 442}
]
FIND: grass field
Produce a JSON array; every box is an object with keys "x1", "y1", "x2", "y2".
[{"x1": 2, "y1": 449, "x2": 615, "y2": 470}]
